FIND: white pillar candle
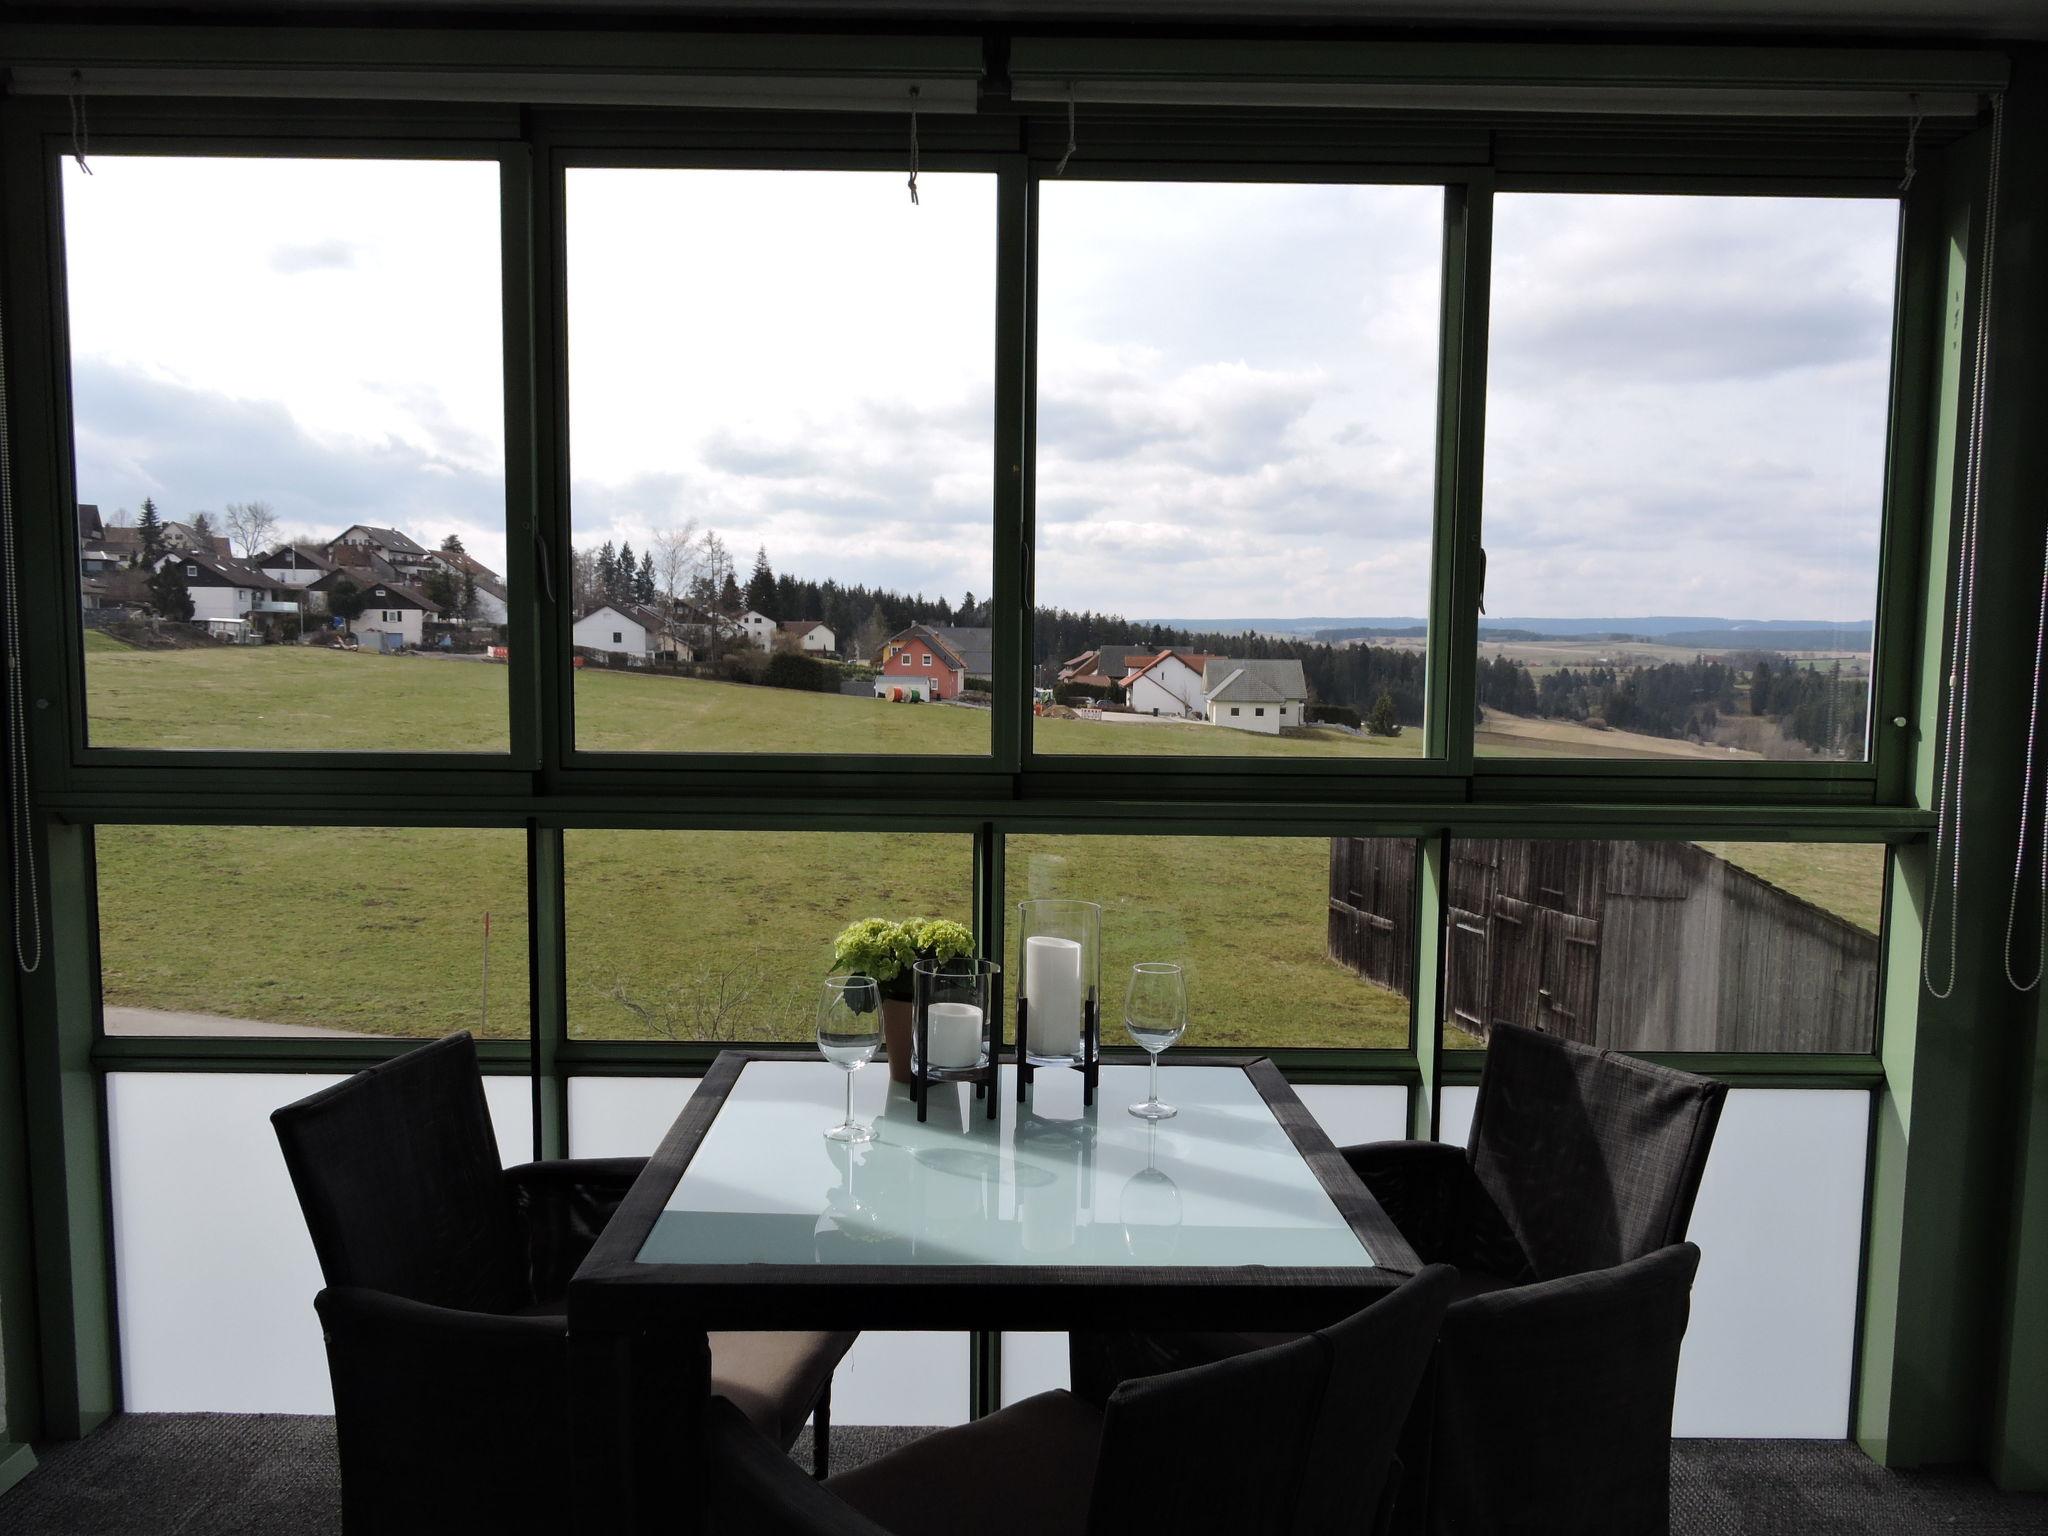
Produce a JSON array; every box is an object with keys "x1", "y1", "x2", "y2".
[
  {"x1": 1023, "y1": 935, "x2": 1084, "y2": 1059},
  {"x1": 926, "y1": 1001, "x2": 983, "y2": 1069}
]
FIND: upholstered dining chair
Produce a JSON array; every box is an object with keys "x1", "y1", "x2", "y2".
[
  {"x1": 1074, "y1": 1025, "x2": 1727, "y2": 1535},
  {"x1": 273, "y1": 1032, "x2": 857, "y2": 1535},
  {"x1": 708, "y1": 1265, "x2": 1460, "y2": 1536}
]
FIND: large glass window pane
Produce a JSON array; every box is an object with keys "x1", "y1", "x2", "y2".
[
  {"x1": 1478, "y1": 194, "x2": 1897, "y2": 762},
  {"x1": 564, "y1": 830, "x2": 974, "y2": 1039},
  {"x1": 1032, "y1": 181, "x2": 1442, "y2": 760},
  {"x1": 66, "y1": 157, "x2": 510, "y2": 751},
  {"x1": 1004, "y1": 835, "x2": 1416, "y2": 1049},
  {"x1": 96, "y1": 826, "x2": 529, "y2": 1038},
  {"x1": 566, "y1": 169, "x2": 995, "y2": 755},
  {"x1": 1437, "y1": 839, "x2": 1884, "y2": 1053}
]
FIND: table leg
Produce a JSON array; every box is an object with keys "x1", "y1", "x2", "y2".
[{"x1": 571, "y1": 1317, "x2": 710, "y2": 1536}]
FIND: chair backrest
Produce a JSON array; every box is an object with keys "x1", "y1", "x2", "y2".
[
  {"x1": 1468, "y1": 1024, "x2": 1726, "y2": 1280},
  {"x1": 1427, "y1": 1242, "x2": 1702, "y2": 1536},
  {"x1": 272, "y1": 1032, "x2": 521, "y2": 1313},
  {"x1": 1087, "y1": 1265, "x2": 1458, "y2": 1536}
]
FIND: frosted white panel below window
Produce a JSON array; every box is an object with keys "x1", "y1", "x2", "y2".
[
  {"x1": 1433, "y1": 1074, "x2": 1867, "y2": 1439},
  {"x1": 567, "y1": 1074, "x2": 698, "y2": 1159},
  {"x1": 1438, "y1": 1084, "x2": 1476, "y2": 1146},
  {"x1": 1002, "y1": 1331, "x2": 1070, "y2": 1405},
  {"x1": 1294, "y1": 1083, "x2": 1409, "y2": 1148},
  {"x1": 833, "y1": 1332, "x2": 971, "y2": 1427},
  {"x1": 1674, "y1": 1088, "x2": 1867, "y2": 1437},
  {"x1": 567, "y1": 1075, "x2": 966, "y2": 1427},
  {"x1": 108, "y1": 1071, "x2": 530, "y2": 1414}
]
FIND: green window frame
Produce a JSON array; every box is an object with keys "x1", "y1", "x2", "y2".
[{"x1": 0, "y1": 35, "x2": 2006, "y2": 1442}]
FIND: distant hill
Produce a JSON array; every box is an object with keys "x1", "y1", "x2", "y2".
[{"x1": 1146, "y1": 615, "x2": 1875, "y2": 651}]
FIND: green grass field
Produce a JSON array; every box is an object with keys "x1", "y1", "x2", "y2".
[
  {"x1": 83, "y1": 643, "x2": 1873, "y2": 1046},
  {"x1": 80, "y1": 640, "x2": 1411, "y2": 758}
]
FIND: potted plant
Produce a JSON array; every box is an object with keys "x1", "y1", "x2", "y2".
[{"x1": 832, "y1": 917, "x2": 976, "y2": 1082}]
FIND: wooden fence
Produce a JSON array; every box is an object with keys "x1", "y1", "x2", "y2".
[{"x1": 1329, "y1": 837, "x2": 1879, "y2": 1054}]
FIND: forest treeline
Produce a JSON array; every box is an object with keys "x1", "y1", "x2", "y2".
[
  {"x1": 580, "y1": 538, "x2": 1860, "y2": 748},
  {"x1": 1475, "y1": 652, "x2": 1867, "y2": 754}
]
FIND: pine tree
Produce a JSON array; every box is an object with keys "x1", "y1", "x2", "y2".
[
  {"x1": 614, "y1": 541, "x2": 636, "y2": 604},
  {"x1": 719, "y1": 571, "x2": 743, "y2": 613},
  {"x1": 1368, "y1": 689, "x2": 1401, "y2": 737},
  {"x1": 440, "y1": 533, "x2": 467, "y2": 555},
  {"x1": 636, "y1": 551, "x2": 656, "y2": 605},
  {"x1": 146, "y1": 564, "x2": 194, "y2": 622},
  {"x1": 595, "y1": 541, "x2": 618, "y2": 604},
  {"x1": 190, "y1": 511, "x2": 216, "y2": 544},
  {"x1": 459, "y1": 568, "x2": 479, "y2": 623},
  {"x1": 136, "y1": 498, "x2": 165, "y2": 567},
  {"x1": 746, "y1": 547, "x2": 776, "y2": 615},
  {"x1": 1751, "y1": 657, "x2": 1774, "y2": 716}
]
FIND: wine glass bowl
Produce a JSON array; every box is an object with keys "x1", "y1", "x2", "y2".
[
  {"x1": 1123, "y1": 962, "x2": 1187, "y2": 1121},
  {"x1": 818, "y1": 975, "x2": 882, "y2": 1143}
]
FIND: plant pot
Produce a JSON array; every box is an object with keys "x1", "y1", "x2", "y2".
[{"x1": 882, "y1": 998, "x2": 915, "y2": 1083}]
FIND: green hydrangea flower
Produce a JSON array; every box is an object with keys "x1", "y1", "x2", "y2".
[{"x1": 831, "y1": 917, "x2": 916, "y2": 984}]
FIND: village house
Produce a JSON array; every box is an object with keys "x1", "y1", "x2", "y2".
[
  {"x1": 307, "y1": 567, "x2": 441, "y2": 650},
  {"x1": 776, "y1": 619, "x2": 836, "y2": 655},
  {"x1": 1126, "y1": 650, "x2": 1218, "y2": 718},
  {"x1": 571, "y1": 602, "x2": 692, "y2": 663},
  {"x1": 1202, "y1": 657, "x2": 1308, "y2": 734},
  {"x1": 254, "y1": 544, "x2": 339, "y2": 615},
  {"x1": 874, "y1": 624, "x2": 991, "y2": 702},
  {"x1": 738, "y1": 609, "x2": 777, "y2": 651},
  {"x1": 329, "y1": 524, "x2": 433, "y2": 573},
  {"x1": 149, "y1": 549, "x2": 298, "y2": 634},
  {"x1": 424, "y1": 548, "x2": 512, "y2": 626},
  {"x1": 1057, "y1": 644, "x2": 1158, "y2": 693}
]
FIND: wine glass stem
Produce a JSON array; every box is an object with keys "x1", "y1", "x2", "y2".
[
  {"x1": 845, "y1": 1069, "x2": 854, "y2": 1130},
  {"x1": 1149, "y1": 1051, "x2": 1159, "y2": 1107}
]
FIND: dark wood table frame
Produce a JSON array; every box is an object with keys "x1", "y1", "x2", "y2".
[{"x1": 568, "y1": 1048, "x2": 1419, "y2": 1533}]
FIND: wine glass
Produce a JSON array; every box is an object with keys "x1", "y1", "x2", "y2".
[
  {"x1": 817, "y1": 975, "x2": 882, "y2": 1143},
  {"x1": 1124, "y1": 962, "x2": 1187, "y2": 1121}
]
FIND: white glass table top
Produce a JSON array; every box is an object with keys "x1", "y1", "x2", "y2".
[{"x1": 636, "y1": 1061, "x2": 1377, "y2": 1270}]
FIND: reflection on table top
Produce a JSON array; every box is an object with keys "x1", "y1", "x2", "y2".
[{"x1": 636, "y1": 1060, "x2": 1377, "y2": 1271}]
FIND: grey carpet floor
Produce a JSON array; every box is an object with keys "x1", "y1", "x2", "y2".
[{"x1": 2, "y1": 1414, "x2": 2044, "y2": 1534}]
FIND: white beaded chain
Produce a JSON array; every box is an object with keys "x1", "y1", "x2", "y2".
[{"x1": 1924, "y1": 92, "x2": 2006, "y2": 1001}]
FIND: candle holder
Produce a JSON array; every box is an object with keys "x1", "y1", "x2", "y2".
[
  {"x1": 910, "y1": 956, "x2": 1001, "y2": 1124},
  {"x1": 1014, "y1": 898, "x2": 1101, "y2": 1107}
]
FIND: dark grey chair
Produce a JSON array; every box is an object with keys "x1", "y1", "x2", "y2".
[
  {"x1": 709, "y1": 1266, "x2": 1460, "y2": 1536},
  {"x1": 273, "y1": 1032, "x2": 856, "y2": 1535},
  {"x1": 1075, "y1": 1026, "x2": 1727, "y2": 1536},
  {"x1": 1351, "y1": 1022, "x2": 1728, "y2": 1292},
  {"x1": 712, "y1": 1269, "x2": 1466, "y2": 1536}
]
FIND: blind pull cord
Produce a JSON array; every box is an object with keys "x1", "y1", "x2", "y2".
[
  {"x1": 1056, "y1": 85, "x2": 1078, "y2": 176},
  {"x1": 1925, "y1": 91, "x2": 2006, "y2": 1001},
  {"x1": 2007, "y1": 530, "x2": 2048, "y2": 991},
  {"x1": 1900, "y1": 94, "x2": 1923, "y2": 193},
  {"x1": 908, "y1": 87, "x2": 920, "y2": 206},
  {"x1": 68, "y1": 71, "x2": 93, "y2": 175},
  {"x1": 0, "y1": 258, "x2": 43, "y2": 973}
]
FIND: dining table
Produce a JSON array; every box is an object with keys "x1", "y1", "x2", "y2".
[{"x1": 568, "y1": 1048, "x2": 1419, "y2": 1534}]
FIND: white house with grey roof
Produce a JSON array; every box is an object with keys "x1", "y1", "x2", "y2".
[{"x1": 1202, "y1": 657, "x2": 1308, "y2": 735}]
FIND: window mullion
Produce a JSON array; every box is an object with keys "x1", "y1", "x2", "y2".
[{"x1": 1427, "y1": 174, "x2": 1493, "y2": 776}]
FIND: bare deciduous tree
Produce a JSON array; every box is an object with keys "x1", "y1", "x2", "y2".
[
  {"x1": 222, "y1": 500, "x2": 280, "y2": 560},
  {"x1": 605, "y1": 959, "x2": 762, "y2": 1043}
]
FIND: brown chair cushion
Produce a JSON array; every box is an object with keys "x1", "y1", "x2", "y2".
[
  {"x1": 712, "y1": 1330, "x2": 860, "y2": 1452},
  {"x1": 827, "y1": 1391, "x2": 1103, "y2": 1536}
]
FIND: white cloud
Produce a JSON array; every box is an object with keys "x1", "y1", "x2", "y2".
[{"x1": 60, "y1": 158, "x2": 1898, "y2": 628}]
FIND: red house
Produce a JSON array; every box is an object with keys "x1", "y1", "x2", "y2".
[{"x1": 874, "y1": 624, "x2": 991, "y2": 702}]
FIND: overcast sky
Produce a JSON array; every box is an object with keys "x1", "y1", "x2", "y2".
[{"x1": 63, "y1": 158, "x2": 1896, "y2": 623}]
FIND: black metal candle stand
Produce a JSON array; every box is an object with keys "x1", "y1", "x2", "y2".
[
  {"x1": 1014, "y1": 989, "x2": 1100, "y2": 1107},
  {"x1": 911, "y1": 1006, "x2": 999, "y2": 1124}
]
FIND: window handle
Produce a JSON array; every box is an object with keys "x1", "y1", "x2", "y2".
[{"x1": 532, "y1": 531, "x2": 556, "y2": 604}]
